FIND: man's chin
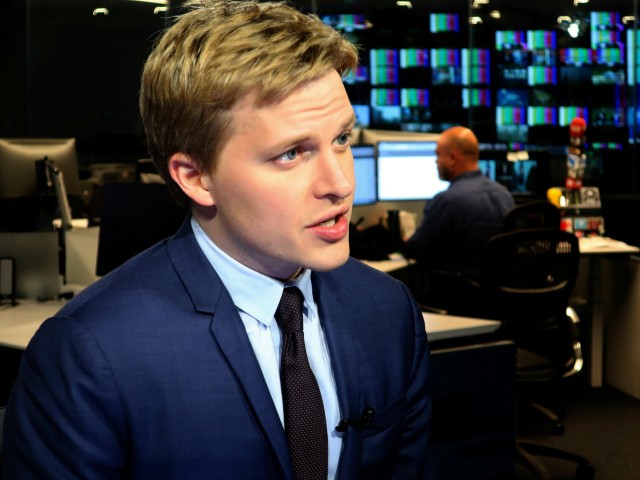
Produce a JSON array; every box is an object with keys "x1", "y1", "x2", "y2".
[{"x1": 306, "y1": 249, "x2": 350, "y2": 272}]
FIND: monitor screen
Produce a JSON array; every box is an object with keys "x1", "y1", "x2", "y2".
[
  {"x1": 559, "y1": 48, "x2": 593, "y2": 66},
  {"x1": 527, "y1": 106, "x2": 558, "y2": 126},
  {"x1": 351, "y1": 145, "x2": 377, "y2": 206},
  {"x1": 370, "y1": 49, "x2": 399, "y2": 85},
  {"x1": 527, "y1": 30, "x2": 556, "y2": 49},
  {"x1": 462, "y1": 88, "x2": 491, "y2": 108},
  {"x1": 353, "y1": 104, "x2": 371, "y2": 128},
  {"x1": 376, "y1": 141, "x2": 449, "y2": 201},
  {"x1": 400, "y1": 48, "x2": 429, "y2": 68},
  {"x1": 429, "y1": 13, "x2": 459, "y2": 33},
  {"x1": 495, "y1": 31, "x2": 527, "y2": 51},
  {"x1": 400, "y1": 88, "x2": 429, "y2": 107},
  {"x1": 478, "y1": 149, "x2": 549, "y2": 196}
]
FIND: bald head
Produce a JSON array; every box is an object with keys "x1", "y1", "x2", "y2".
[
  {"x1": 435, "y1": 126, "x2": 480, "y2": 181},
  {"x1": 440, "y1": 126, "x2": 479, "y2": 159}
]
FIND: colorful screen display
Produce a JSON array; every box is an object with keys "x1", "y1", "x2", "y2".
[
  {"x1": 527, "y1": 106, "x2": 558, "y2": 126},
  {"x1": 496, "y1": 31, "x2": 527, "y2": 50},
  {"x1": 430, "y1": 13, "x2": 459, "y2": 33},
  {"x1": 370, "y1": 49, "x2": 399, "y2": 85},
  {"x1": 497, "y1": 106, "x2": 526, "y2": 125},
  {"x1": 594, "y1": 47, "x2": 623, "y2": 65},
  {"x1": 400, "y1": 89, "x2": 429, "y2": 107},
  {"x1": 560, "y1": 48, "x2": 593, "y2": 66},
  {"x1": 527, "y1": 30, "x2": 556, "y2": 49},
  {"x1": 370, "y1": 88, "x2": 400, "y2": 106},
  {"x1": 528, "y1": 66, "x2": 557, "y2": 85},
  {"x1": 559, "y1": 106, "x2": 589, "y2": 126},
  {"x1": 462, "y1": 88, "x2": 491, "y2": 108},
  {"x1": 400, "y1": 49, "x2": 429, "y2": 68}
]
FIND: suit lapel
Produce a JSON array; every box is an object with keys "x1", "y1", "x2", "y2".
[
  {"x1": 209, "y1": 300, "x2": 294, "y2": 480},
  {"x1": 166, "y1": 219, "x2": 294, "y2": 480},
  {"x1": 312, "y1": 270, "x2": 363, "y2": 479}
]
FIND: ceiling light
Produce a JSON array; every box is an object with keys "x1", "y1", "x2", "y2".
[
  {"x1": 93, "y1": 7, "x2": 109, "y2": 15},
  {"x1": 573, "y1": 0, "x2": 589, "y2": 5},
  {"x1": 154, "y1": 6, "x2": 169, "y2": 14},
  {"x1": 567, "y1": 22, "x2": 580, "y2": 38},
  {"x1": 396, "y1": 1, "x2": 412, "y2": 9},
  {"x1": 469, "y1": 16, "x2": 483, "y2": 25},
  {"x1": 557, "y1": 15, "x2": 588, "y2": 39},
  {"x1": 489, "y1": 10, "x2": 501, "y2": 19},
  {"x1": 623, "y1": 16, "x2": 637, "y2": 25}
]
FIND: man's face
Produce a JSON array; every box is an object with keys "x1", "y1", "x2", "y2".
[
  {"x1": 202, "y1": 70, "x2": 356, "y2": 280},
  {"x1": 435, "y1": 140, "x2": 453, "y2": 182}
]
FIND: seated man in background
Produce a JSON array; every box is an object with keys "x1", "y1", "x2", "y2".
[{"x1": 405, "y1": 126, "x2": 514, "y2": 314}]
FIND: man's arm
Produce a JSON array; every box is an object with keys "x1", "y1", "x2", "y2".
[
  {"x1": 391, "y1": 286, "x2": 432, "y2": 479},
  {"x1": 3, "y1": 316, "x2": 127, "y2": 479},
  {"x1": 405, "y1": 196, "x2": 449, "y2": 264}
]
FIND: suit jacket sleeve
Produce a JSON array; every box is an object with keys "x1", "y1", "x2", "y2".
[
  {"x1": 390, "y1": 284, "x2": 432, "y2": 479},
  {"x1": 3, "y1": 316, "x2": 128, "y2": 479}
]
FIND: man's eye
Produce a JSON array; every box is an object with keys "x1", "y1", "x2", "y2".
[
  {"x1": 336, "y1": 132, "x2": 352, "y2": 146},
  {"x1": 279, "y1": 148, "x2": 299, "y2": 162}
]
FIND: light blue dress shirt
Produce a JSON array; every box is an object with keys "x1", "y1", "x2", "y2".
[{"x1": 191, "y1": 218, "x2": 342, "y2": 479}]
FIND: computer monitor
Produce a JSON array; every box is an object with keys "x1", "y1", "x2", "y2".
[
  {"x1": 376, "y1": 141, "x2": 449, "y2": 201},
  {"x1": 0, "y1": 138, "x2": 81, "y2": 198},
  {"x1": 0, "y1": 138, "x2": 81, "y2": 231},
  {"x1": 351, "y1": 145, "x2": 377, "y2": 206},
  {"x1": 478, "y1": 149, "x2": 549, "y2": 197}
]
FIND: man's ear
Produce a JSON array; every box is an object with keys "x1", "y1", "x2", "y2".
[{"x1": 168, "y1": 153, "x2": 215, "y2": 206}]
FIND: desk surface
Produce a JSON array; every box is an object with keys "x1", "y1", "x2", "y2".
[
  {"x1": 423, "y1": 313, "x2": 500, "y2": 341},
  {"x1": 579, "y1": 236, "x2": 639, "y2": 255},
  {"x1": 0, "y1": 300, "x2": 63, "y2": 349},
  {"x1": 0, "y1": 300, "x2": 500, "y2": 351}
]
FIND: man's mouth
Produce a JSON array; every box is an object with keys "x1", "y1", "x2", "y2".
[{"x1": 317, "y1": 217, "x2": 337, "y2": 228}]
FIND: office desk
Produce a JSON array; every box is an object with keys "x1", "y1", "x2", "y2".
[
  {"x1": 365, "y1": 237, "x2": 640, "y2": 388},
  {"x1": 0, "y1": 300, "x2": 501, "y2": 351},
  {"x1": 0, "y1": 300, "x2": 63, "y2": 350},
  {"x1": 423, "y1": 312, "x2": 500, "y2": 341},
  {"x1": 577, "y1": 236, "x2": 639, "y2": 387}
]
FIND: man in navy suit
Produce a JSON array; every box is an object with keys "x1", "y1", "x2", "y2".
[{"x1": 3, "y1": 1, "x2": 431, "y2": 478}]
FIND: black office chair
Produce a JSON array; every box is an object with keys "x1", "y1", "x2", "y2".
[
  {"x1": 503, "y1": 201, "x2": 561, "y2": 231},
  {"x1": 477, "y1": 228, "x2": 594, "y2": 480}
]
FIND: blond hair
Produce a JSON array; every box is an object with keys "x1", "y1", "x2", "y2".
[{"x1": 140, "y1": 0, "x2": 359, "y2": 205}]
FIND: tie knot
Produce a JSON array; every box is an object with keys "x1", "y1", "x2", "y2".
[{"x1": 275, "y1": 286, "x2": 304, "y2": 334}]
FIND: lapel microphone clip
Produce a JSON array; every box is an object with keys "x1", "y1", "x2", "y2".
[{"x1": 335, "y1": 406, "x2": 375, "y2": 433}]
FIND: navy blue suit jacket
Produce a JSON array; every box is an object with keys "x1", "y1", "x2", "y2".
[{"x1": 3, "y1": 219, "x2": 432, "y2": 479}]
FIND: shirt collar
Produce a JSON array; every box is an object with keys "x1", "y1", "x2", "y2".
[
  {"x1": 190, "y1": 218, "x2": 314, "y2": 327},
  {"x1": 452, "y1": 169, "x2": 482, "y2": 183}
]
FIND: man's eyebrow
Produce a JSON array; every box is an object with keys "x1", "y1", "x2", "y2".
[{"x1": 343, "y1": 113, "x2": 357, "y2": 130}]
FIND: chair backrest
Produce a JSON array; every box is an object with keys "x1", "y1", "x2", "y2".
[
  {"x1": 95, "y1": 182, "x2": 187, "y2": 276},
  {"x1": 503, "y1": 201, "x2": 561, "y2": 231},
  {"x1": 478, "y1": 228, "x2": 581, "y2": 376}
]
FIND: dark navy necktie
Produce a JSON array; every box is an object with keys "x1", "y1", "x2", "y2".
[{"x1": 275, "y1": 286, "x2": 328, "y2": 480}]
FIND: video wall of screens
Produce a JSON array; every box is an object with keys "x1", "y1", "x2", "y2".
[{"x1": 322, "y1": 8, "x2": 634, "y2": 149}]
